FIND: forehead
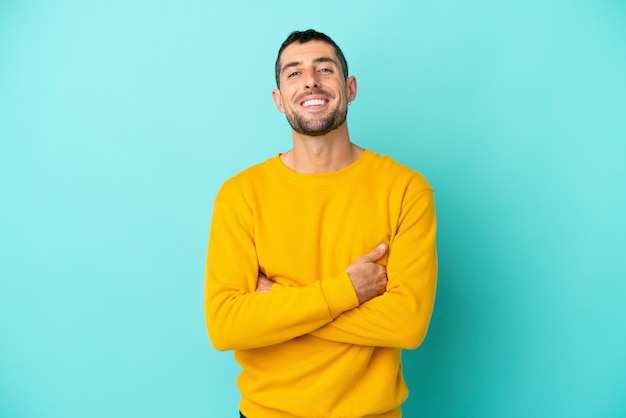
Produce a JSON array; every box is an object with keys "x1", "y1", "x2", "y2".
[{"x1": 280, "y1": 40, "x2": 338, "y2": 65}]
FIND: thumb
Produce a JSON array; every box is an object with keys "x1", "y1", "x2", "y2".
[{"x1": 361, "y1": 243, "x2": 387, "y2": 262}]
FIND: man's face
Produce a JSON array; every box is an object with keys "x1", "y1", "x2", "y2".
[{"x1": 272, "y1": 40, "x2": 356, "y2": 137}]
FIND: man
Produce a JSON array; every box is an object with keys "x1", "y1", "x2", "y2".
[{"x1": 205, "y1": 29, "x2": 437, "y2": 418}]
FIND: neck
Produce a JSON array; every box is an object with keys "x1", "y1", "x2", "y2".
[{"x1": 281, "y1": 124, "x2": 363, "y2": 174}]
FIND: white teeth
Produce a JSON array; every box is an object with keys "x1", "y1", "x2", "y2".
[{"x1": 302, "y1": 99, "x2": 326, "y2": 107}]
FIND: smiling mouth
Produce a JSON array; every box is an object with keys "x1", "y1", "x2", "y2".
[{"x1": 302, "y1": 98, "x2": 328, "y2": 107}]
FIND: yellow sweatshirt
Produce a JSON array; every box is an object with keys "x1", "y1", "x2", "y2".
[{"x1": 205, "y1": 149, "x2": 437, "y2": 418}]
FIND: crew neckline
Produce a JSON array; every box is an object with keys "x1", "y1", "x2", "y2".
[{"x1": 268, "y1": 148, "x2": 375, "y2": 185}]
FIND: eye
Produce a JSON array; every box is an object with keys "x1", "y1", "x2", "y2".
[
  {"x1": 287, "y1": 71, "x2": 300, "y2": 78},
  {"x1": 319, "y1": 68, "x2": 333, "y2": 73}
]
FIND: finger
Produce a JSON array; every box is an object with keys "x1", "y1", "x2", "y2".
[{"x1": 360, "y1": 243, "x2": 387, "y2": 262}]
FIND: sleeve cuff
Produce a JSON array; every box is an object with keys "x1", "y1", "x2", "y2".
[{"x1": 320, "y1": 272, "x2": 360, "y2": 318}]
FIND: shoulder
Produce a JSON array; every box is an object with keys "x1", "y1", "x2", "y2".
[
  {"x1": 215, "y1": 156, "x2": 276, "y2": 202},
  {"x1": 366, "y1": 151, "x2": 433, "y2": 193}
]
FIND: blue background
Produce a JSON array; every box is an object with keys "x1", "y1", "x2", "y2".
[{"x1": 1, "y1": 1, "x2": 625, "y2": 417}]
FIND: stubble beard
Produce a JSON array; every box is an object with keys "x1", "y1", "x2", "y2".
[{"x1": 285, "y1": 102, "x2": 347, "y2": 137}]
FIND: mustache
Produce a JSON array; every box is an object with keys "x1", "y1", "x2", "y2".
[{"x1": 295, "y1": 89, "x2": 335, "y2": 103}]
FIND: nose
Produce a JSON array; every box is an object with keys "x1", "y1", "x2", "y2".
[{"x1": 305, "y1": 70, "x2": 320, "y2": 88}]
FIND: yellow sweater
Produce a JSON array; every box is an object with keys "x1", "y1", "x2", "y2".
[{"x1": 205, "y1": 150, "x2": 437, "y2": 418}]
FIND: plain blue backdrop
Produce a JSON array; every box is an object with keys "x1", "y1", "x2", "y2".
[{"x1": 1, "y1": 1, "x2": 625, "y2": 417}]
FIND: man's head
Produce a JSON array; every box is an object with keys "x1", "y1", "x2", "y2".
[
  {"x1": 272, "y1": 30, "x2": 356, "y2": 137},
  {"x1": 275, "y1": 30, "x2": 349, "y2": 88}
]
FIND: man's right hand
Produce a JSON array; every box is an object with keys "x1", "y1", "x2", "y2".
[
  {"x1": 345, "y1": 243, "x2": 389, "y2": 305},
  {"x1": 256, "y1": 272, "x2": 274, "y2": 293}
]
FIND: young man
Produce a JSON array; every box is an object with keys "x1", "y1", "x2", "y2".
[{"x1": 205, "y1": 30, "x2": 437, "y2": 418}]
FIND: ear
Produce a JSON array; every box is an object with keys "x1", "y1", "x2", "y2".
[
  {"x1": 272, "y1": 89, "x2": 285, "y2": 113},
  {"x1": 346, "y1": 76, "x2": 357, "y2": 103}
]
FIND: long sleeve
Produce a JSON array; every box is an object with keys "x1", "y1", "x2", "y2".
[
  {"x1": 309, "y1": 189, "x2": 437, "y2": 348},
  {"x1": 203, "y1": 152, "x2": 436, "y2": 418},
  {"x1": 205, "y1": 196, "x2": 359, "y2": 351}
]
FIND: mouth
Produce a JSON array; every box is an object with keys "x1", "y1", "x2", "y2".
[
  {"x1": 302, "y1": 98, "x2": 328, "y2": 107},
  {"x1": 299, "y1": 94, "x2": 330, "y2": 110}
]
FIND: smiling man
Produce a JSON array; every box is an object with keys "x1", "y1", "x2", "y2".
[
  {"x1": 273, "y1": 41, "x2": 351, "y2": 138},
  {"x1": 205, "y1": 30, "x2": 438, "y2": 418}
]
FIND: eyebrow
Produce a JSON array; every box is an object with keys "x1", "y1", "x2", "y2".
[{"x1": 281, "y1": 56, "x2": 339, "y2": 74}]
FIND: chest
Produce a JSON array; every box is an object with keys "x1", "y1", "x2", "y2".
[{"x1": 251, "y1": 182, "x2": 404, "y2": 283}]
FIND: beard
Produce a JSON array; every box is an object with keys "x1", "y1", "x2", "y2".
[{"x1": 284, "y1": 93, "x2": 348, "y2": 137}]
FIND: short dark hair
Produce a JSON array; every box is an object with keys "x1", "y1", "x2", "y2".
[{"x1": 274, "y1": 29, "x2": 349, "y2": 88}]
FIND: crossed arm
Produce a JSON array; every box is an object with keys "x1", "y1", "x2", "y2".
[
  {"x1": 206, "y1": 241, "x2": 390, "y2": 351},
  {"x1": 206, "y1": 189, "x2": 437, "y2": 351},
  {"x1": 256, "y1": 207, "x2": 437, "y2": 349},
  {"x1": 256, "y1": 243, "x2": 389, "y2": 304}
]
